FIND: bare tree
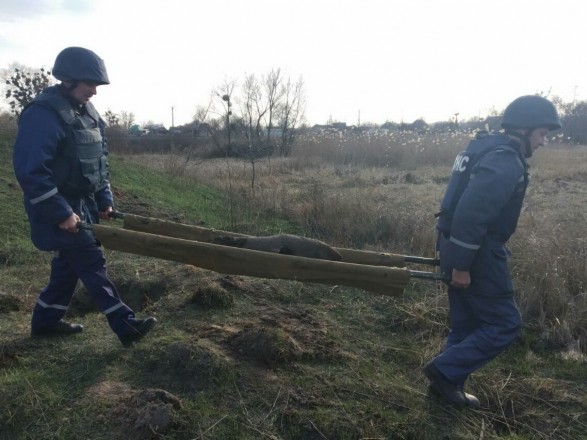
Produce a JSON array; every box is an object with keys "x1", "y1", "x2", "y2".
[
  {"x1": 263, "y1": 68, "x2": 284, "y2": 150},
  {"x1": 210, "y1": 79, "x2": 238, "y2": 226},
  {"x1": 120, "y1": 111, "x2": 135, "y2": 130},
  {"x1": 178, "y1": 100, "x2": 215, "y2": 166},
  {"x1": 240, "y1": 73, "x2": 267, "y2": 147},
  {"x1": 192, "y1": 102, "x2": 213, "y2": 136},
  {"x1": 278, "y1": 75, "x2": 305, "y2": 156},
  {"x1": 199, "y1": 70, "x2": 305, "y2": 158},
  {"x1": 239, "y1": 74, "x2": 273, "y2": 189},
  {"x1": 104, "y1": 109, "x2": 120, "y2": 126},
  {"x1": 239, "y1": 74, "x2": 260, "y2": 189},
  {"x1": 551, "y1": 94, "x2": 587, "y2": 143},
  {"x1": 213, "y1": 79, "x2": 236, "y2": 157}
]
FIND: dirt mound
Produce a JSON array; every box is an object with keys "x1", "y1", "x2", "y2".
[
  {"x1": 69, "y1": 278, "x2": 168, "y2": 316},
  {"x1": 228, "y1": 306, "x2": 343, "y2": 367},
  {"x1": 0, "y1": 291, "x2": 22, "y2": 313},
  {"x1": 190, "y1": 278, "x2": 234, "y2": 309},
  {"x1": 0, "y1": 338, "x2": 35, "y2": 368},
  {"x1": 188, "y1": 274, "x2": 270, "y2": 309},
  {"x1": 86, "y1": 380, "x2": 182, "y2": 440},
  {"x1": 229, "y1": 326, "x2": 303, "y2": 367},
  {"x1": 136, "y1": 341, "x2": 237, "y2": 393}
]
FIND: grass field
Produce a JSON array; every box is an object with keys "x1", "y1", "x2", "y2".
[{"x1": 1, "y1": 130, "x2": 586, "y2": 440}]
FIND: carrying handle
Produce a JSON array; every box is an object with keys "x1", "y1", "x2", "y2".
[
  {"x1": 403, "y1": 255, "x2": 439, "y2": 266},
  {"x1": 107, "y1": 210, "x2": 126, "y2": 219},
  {"x1": 409, "y1": 270, "x2": 450, "y2": 282},
  {"x1": 76, "y1": 210, "x2": 125, "y2": 230},
  {"x1": 76, "y1": 221, "x2": 93, "y2": 231}
]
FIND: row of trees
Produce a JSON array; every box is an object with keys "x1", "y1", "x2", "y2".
[
  {"x1": 90, "y1": 68, "x2": 306, "y2": 158},
  {"x1": 196, "y1": 69, "x2": 305, "y2": 157},
  {"x1": 1, "y1": 64, "x2": 307, "y2": 157},
  {"x1": 4, "y1": 63, "x2": 587, "y2": 146}
]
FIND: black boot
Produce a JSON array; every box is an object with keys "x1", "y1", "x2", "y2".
[
  {"x1": 31, "y1": 320, "x2": 84, "y2": 337},
  {"x1": 119, "y1": 317, "x2": 157, "y2": 347},
  {"x1": 428, "y1": 382, "x2": 481, "y2": 409},
  {"x1": 423, "y1": 361, "x2": 471, "y2": 408}
]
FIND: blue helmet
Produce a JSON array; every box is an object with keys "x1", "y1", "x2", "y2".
[
  {"x1": 52, "y1": 47, "x2": 110, "y2": 85},
  {"x1": 501, "y1": 95, "x2": 561, "y2": 131}
]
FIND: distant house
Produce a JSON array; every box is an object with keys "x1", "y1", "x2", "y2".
[
  {"x1": 310, "y1": 122, "x2": 350, "y2": 132},
  {"x1": 128, "y1": 124, "x2": 148, "y2": 136},
  {"x1": 190, "y1": 122, "x2": 211, "y2": 138},
  {"x1": 380, "y1": 121, "x2": 399, "y2": 130},
  {"x1": 263, "y1": 127, "x2": 283, "y2": 138},
  {"x1": 410, "y1": 119, "x2": 428, "y2": 132},
  {"x1": 143, "y1": 124, "x2": 168, "y2": 135}
]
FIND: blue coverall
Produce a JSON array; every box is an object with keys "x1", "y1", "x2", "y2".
[
  {"x1": 13, "y1": 86, "x2": 140, "y2": 340},
  {"x1": 433, "y1": 133, "x2": 527, "y2": 386}
]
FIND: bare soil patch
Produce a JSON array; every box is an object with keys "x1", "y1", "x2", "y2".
[{"x1": 85, "y1": 380, "x2": 183, "y2": 440}]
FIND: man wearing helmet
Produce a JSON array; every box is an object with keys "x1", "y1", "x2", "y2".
[
  {"x1": 423, "y1": 96, "x2": 562, "y2": 408},
  {"x1": 12, "y1": 47, "x2": 157, "y2": 347}
]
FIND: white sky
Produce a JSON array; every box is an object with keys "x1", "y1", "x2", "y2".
[{"x1": 0, "y1": 0, "x2": 585, "y2": 127}]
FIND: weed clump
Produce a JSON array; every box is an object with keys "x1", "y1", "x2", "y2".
[
  {"x1": 136, "y1": 342, "x2": 237, "y2": 393},
  {"x1": 228, "y1": 326, "x2": 302, "y2": 367},
  {"x1": 190, "y1": 280, "x2": 234, "y2": 309}
]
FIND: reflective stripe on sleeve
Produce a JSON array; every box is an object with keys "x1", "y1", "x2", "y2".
[
  {"x1": 37, "y1": 298, "x2": 68, "y2": 310},
  {"x1": 449, "y1": 236, "x2": 480, "y2": 250},
  {"x1": 30, "y1": 188, "x2": 58, "y2": 205}
]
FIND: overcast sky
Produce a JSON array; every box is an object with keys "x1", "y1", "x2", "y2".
[{"x1": 0, "y1": 0, "x2": 585, "y2": 127}]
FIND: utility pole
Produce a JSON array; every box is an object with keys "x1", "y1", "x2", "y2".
[
  {"x1": 171, "y1": 106, "x2": 175, "y2": 128},
  {"x1": 222, "y1": 94, "x2": 232, "y2": 154}
]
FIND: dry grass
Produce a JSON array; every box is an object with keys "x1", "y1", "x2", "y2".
[
  {"x1": 125, "y1": 133, "x2": 587, "y2": 354},
  {"x1": 2, "y1": 130, "x2": 586, "y2": 439},
  {"x1": 292, "y1": 129, "x2": 472, "y2": 168}
]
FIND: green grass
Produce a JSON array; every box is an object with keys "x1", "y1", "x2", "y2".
[
  {"x1": 1, "y1": 132, "x2": 586, "y2": 439},
  {"x1": 109, "y1": 155, "x2": 295, "y2": 234},
  {"x1": 0, "y1": 137, "x2": 41, "y2": 266},
  {"x1": 109, "y1": 155, "x2": 230, "y2": 227}
]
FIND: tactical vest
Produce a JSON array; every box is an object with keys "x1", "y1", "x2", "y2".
[
  {"x1": 31, "y1": 87, "x2": 109, "y2": 196},
  {"x1": 436, "y1": 133, "x2": 526, "y2": 236}
]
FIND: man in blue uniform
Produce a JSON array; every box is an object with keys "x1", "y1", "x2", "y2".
[
  {"x1": 13, "y1": 47, "x2": 157, "y2": 347},
  {"x1": 424, "y1": 96, "x2": 562, "y2": 408}
]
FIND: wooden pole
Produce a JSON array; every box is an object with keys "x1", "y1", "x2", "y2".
[
  {"x1": 120, "y1": 214, "x2": 411, "y2": 268},
  {"x1": 92, "y1": 225, "x2": 410, "y2": 296}
]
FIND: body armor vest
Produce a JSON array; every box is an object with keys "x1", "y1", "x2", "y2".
[
  {"x1": 436, "y1": 133, "x2": 527, "y2": 236},
  {"x1": 32, "y1": 87, "x2": 109, "y2": 196}
]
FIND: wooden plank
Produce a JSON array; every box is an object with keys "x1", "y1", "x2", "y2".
[
  {"x1": 92, "y1": 224, "x2": 410, "y2": 296},
  {"x1": 121, "y1": 214, "x2": 408, "y2": 268}
]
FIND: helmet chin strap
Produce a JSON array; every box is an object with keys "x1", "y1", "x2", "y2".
[
  {"x1": 505, "y1": 129, "x2": 533, "y2": 158},
  {"x1": 60, "y1": 81, "x2": 79, "y2": 92},
  {"x1": 58, "y1": 81, "x2": 84, "y2": 109}
]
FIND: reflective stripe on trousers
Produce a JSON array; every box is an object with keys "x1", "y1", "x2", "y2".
[{"x1": 31, "y1": 242, "x2": 135, "y2": 337}]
